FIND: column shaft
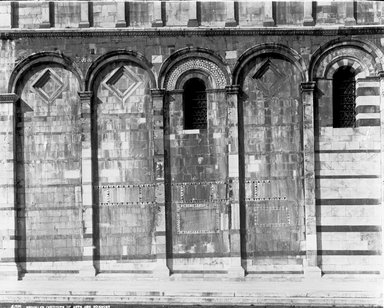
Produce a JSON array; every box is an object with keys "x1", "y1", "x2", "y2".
[
  {"x1": 226, "y1": 85, "x2": 244, "y2": 277},
  {"x1": 301, "y1": 82, "x2": 321, "y2": 278},
  {"x1": 151, "y1": 89, "x2": 169, "y2": 278},
  {"x1": 0, "y1": 94, "x2": 19, "y2": 280},
  {"x1": 78, "y1": 91, "x2": 96, "y2": 277}
]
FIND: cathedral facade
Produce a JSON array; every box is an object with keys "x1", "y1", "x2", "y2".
[{"x1": 0, "y1": 1, "x2": 382, "y2": 306}]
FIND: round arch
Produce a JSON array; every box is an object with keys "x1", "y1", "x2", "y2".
[
  {"x1": 85, "y1": 49, "x2": 156, "y2": 91},
  {"x1": 176, "y1": 70, "x2": 211, "y2": 90},
  {"x1": 159, "y1": 47, "x2": 231, "y2": 90},
  {"x1": 8, "y1": 51, "x2": 84, "y2": 93},
  {"x1": 233, "y1": 43, "x2": 307, "y2": 85},
  {"x1": 309, "y1": 38, "x2": 384, "y2": 80},
  {"x1": 324, "y1": 56, "x2": 368, "y2": 79}
]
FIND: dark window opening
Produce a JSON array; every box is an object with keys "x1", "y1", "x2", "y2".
[
  {"x1": 333, "y1": 66, "x2": 356, "y2": 128},
  {"x1": 183, "y1": 78, "x2": 207, "y2": 129}
]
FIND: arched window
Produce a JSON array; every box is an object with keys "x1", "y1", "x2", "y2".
[
  {"x1": 333, "y1": 66, "x2": 356, "y2": 128},
  {"x1": 183, "y1": 78, "x2": 207, "y2": 129}
]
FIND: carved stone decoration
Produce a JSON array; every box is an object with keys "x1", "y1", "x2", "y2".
[
  {"x1": 314, "y1": 48, "x2": 372, "y2": 79},
  {"x1": 253, "y1": 59, "x2": 288, "y2": 97},
  {"x1": 102, "y1": 65, "x2": 143, "y2": 102},
  {"x1": 32, "y1": 69, "x2": 65, "y2": 103},
  {"x1": 165, "y1": 58, "x2": 227, "y2": 90},
  {"x1": 176, "y1": 203, "x2": 220, "y2": 234}
]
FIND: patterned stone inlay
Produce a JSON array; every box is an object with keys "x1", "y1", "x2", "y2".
[
  {"x1": 98, "y1": 184, "x2": 157, "y2": 206},
  {"x1": 316, "y1": 47, "x2": 373, "y2": 78},
  {"x1": 103, "y1": 66, "x2": 143, "y2": 101},
  {"x1": 254, "y1": 204, "x2": 291, "y2": 227},
  {"x1": 32, "y1": 69, "x2": 65, "y2": 103},
  {"x1": 176, "y1": 203, "x2": 220, "y2": 234},
  {"x1": 245, "y1": 179, "x2": 290, "y2": 227},
  {"x1": 165, "y1": 58, "x2": 227, "y2": 90},
  {"x1": 253, "y1": 59, "x2": 288, "y2": 97}
]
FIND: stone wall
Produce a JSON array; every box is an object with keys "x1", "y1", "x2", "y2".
[
  {"x1": 16, "y1": 65, "x2": 83, "y2": 273},
  {"x1": 0, "y1": 1, "x2": 382, "y2": 280}
]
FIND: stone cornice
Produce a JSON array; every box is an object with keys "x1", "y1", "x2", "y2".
[{"x1": 1, "y1": 26, "x2": 384, "y2": 39}]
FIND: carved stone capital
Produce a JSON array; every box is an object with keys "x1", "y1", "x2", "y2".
[
  {"x1": 301, "y1": 82, "x2": 316, "y2": 93},
  {"x1": 225, "y1": 85, "x2": 241, "y2": 95},
  {"x1": 0, "y1": 93, "x2": 19, "y2": 104},
  {"x1": 151, "y1": 89, "x2": 166, "y2": 98},
  {"x1": 78, "y1": 91, "x2": 93, "y2": 101}
]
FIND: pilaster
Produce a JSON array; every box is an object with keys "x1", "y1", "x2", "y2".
[
  {"x1": 39, "y1": 2, "x2": 52, "y2": 28},
  {"x1": 152, "y1": 1, "x2": 164, "y2": 27},
  {"x1": 0, "y1": 2, "x2": 11, "y2": 28},
  {"x1": 79, "y1": 2, "x2": 90, "y2": 28},
  {"x1": 225, "y1": 85, "x2": 244, "y2": 278},
  {"x1": 78, "y1": 91, "x2": 96, "y2": 277},
  {"x1": 151, "y1": 89, "x2": 169, "y2": 278},
  {"x1": 301, "y1": 82, "x2": 321, "y2": 278},
  {"x1": 303, "y1": 1, "x2": 315, "y2": 26},
  {"x1": 263, "y1": 1, "x2": 275, "y2": 27},
  {"x1": 345, "y1": 0, "x2": 356, "y2": 26},
  {"x1": 116, "y1": 2, "x2": 127, "y2": 28},
  {"x1": 187, "y1": 1, "x2": 199, "y2": 27},
  {"x1": 225, "y1": 1, "x2": 237, "y2": 27},
  {"x1": 0, "y1": 94, "x2": 19, "y2": 280}
]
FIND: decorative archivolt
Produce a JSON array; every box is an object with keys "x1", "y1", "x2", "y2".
[
  {"x1": 8, "y1": 51, "x2": 83, "y2": 93},
  {"x1": 310, "y1": 39, "x2": 384, "y2": 80},
  {"x1": 314, "y1": 48, "x2": 372, "y2": 79},
  {"x1": 164, "y1": 58, "x2": 227, "y2": 91},
  {"x1": 324, "y1": 56, "x2": 368, "y2": 79}
]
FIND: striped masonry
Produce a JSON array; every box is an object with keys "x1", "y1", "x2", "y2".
[{"x1": 355, "y1": 79, "x2": 380, "y2": 127}]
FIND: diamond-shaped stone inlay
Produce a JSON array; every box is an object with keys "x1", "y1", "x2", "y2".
[
  {"x1": 32, "y1": 69, "x2": 65, "y2": 103},
  {"x1": 252, "y1": 59, "x2": 287, "y2": 97},
  {"x1": 104, "y1": 66, "x2": 143, "y2": 101}
]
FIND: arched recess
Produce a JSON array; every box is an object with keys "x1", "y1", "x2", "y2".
[
  {"x1": 310, "y1": 39, "x2": 383, "y2": 275},
  {"x1": 310, "y1": 38, "x2": 382, "y2": 128},
  {"x1": 159, "y1": 47, "x2": 231, "y2": 90},
  {"x1": 233, "y1": 43, "x2": 308, "y2": 85},
  {"x1": 86, "y1": 50, "x2": 160, "y2": 274},
  {"x1": 309, "y1": 38, "x2": 383, "y2": 81},
  {"x1": 85, "y1": 50, "x2": 156, "y2": 91},
  {"x1": 159, "y1": 48, "x2": 233, "y2": 273},
  {"x1": 235, "y1": 44, "x2": 306, "y2": 274},
  {"x1": 9, "y1": 51, "x2": 84, "y2": 93},
  {"x1": 10, "y1": 52, "x2": 83, "y2": 275}
]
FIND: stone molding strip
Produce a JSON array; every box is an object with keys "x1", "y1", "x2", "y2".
[{"x1": 2, "y1": 27, "x2": 384, "y2": 39}]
